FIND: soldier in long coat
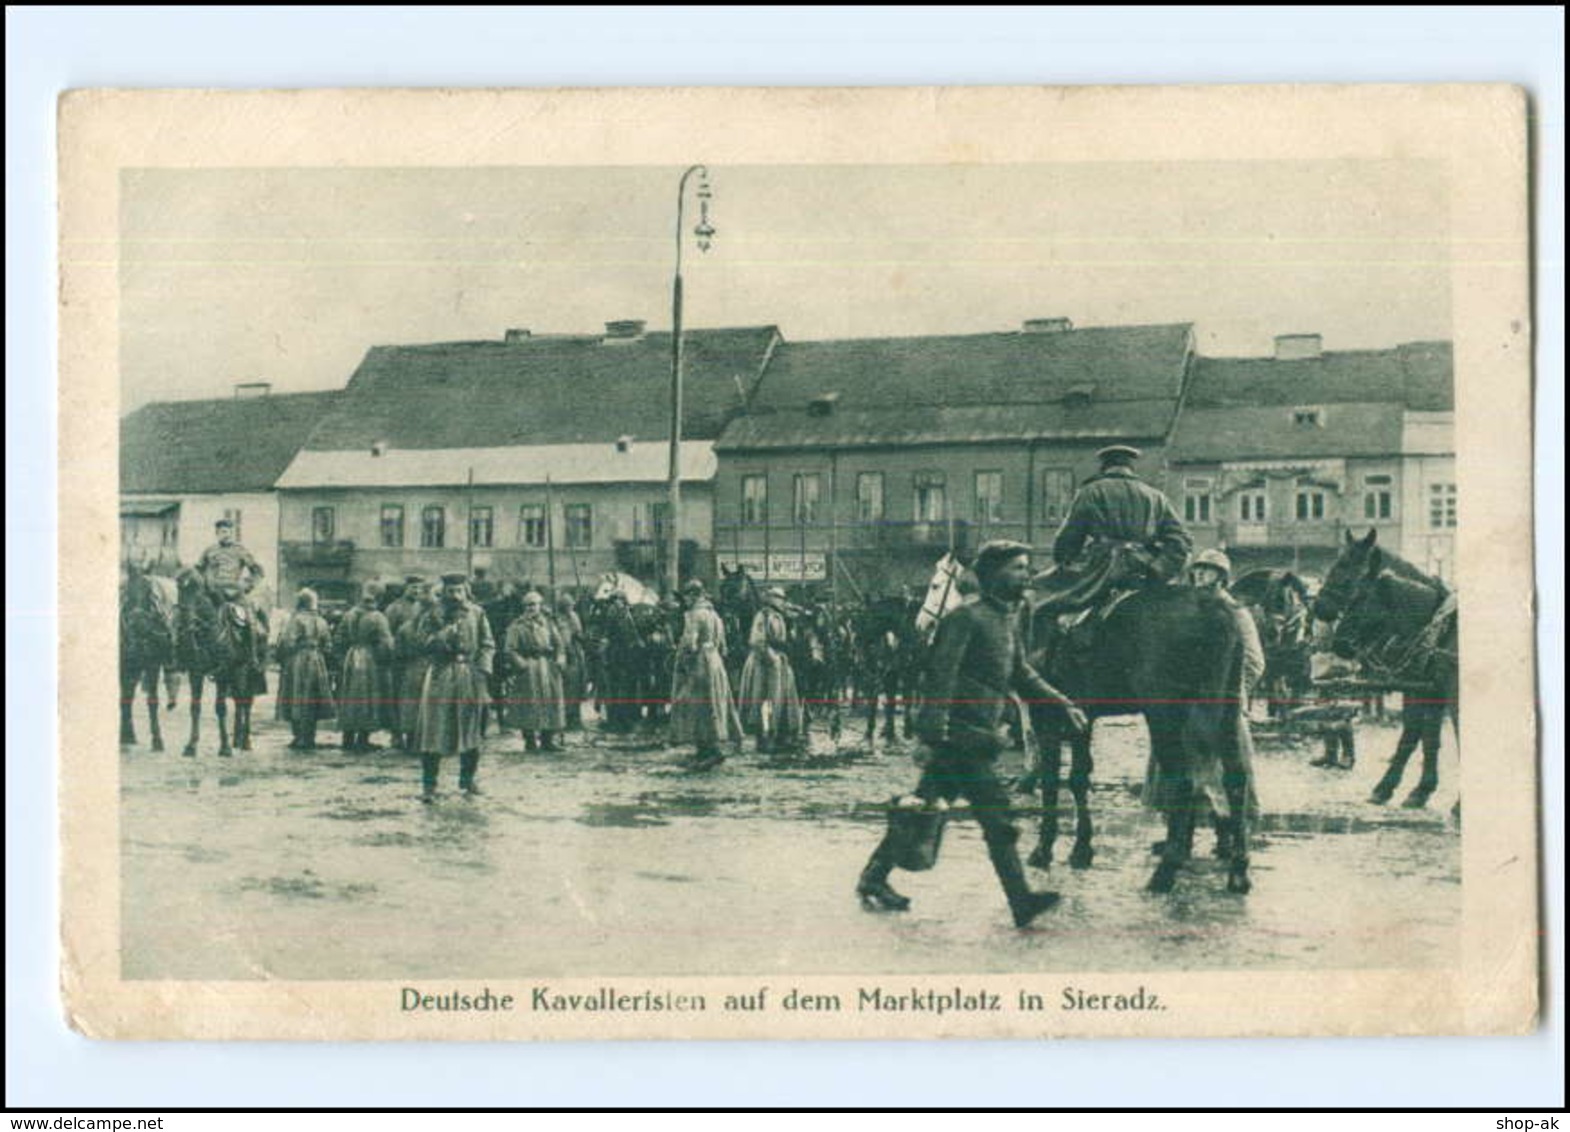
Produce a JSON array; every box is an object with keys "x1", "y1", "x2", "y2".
[
  {"x1": 275, "y1": 588, "x2": 335, "y2": 750},
  {"x1": 737, "y1": 586, "x2": 806, "y2": 754},
  {"x1": 552, "y1": 591, "x2": 587, "y2": 731},
  {"x1": 503, "y1": 591, "x2": 567, "y2": 751},
  {"x1": 393, "y1": 578, "x2": 438, "y2": 750},
  {"x1": 336, "y1": 581, "x2": 395, "y2": 751},
  {"x1": 668, "y1": 579, "x2": 742, "y2": 770},
  {"x1": 415, "y1": 573, "x2": 495, "y2": 801},
  {"x1": 1033, "y1": 445, "x2": 1192, "y2": 614},
  {"x1": 597, "y1": 592, "x2": 646, "y2": 734}
]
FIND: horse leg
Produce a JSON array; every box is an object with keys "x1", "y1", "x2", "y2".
[
  {"x1": 1067, "y1": 732, "x2": 1096, "y2": 870},
  {"x1": 120, "y1": 670, "x2": 138, "y2": 746},
  {"x1": 145, "y1": 668, "x2": 164, "y2": 751},
  {"x1": 237, "y1": 698, "x2": 253, "y2": 751},
  {"x1": 1402, "y1": 701, "x2": 1444, "y2": 809},
  {"x1": 183, "y1": 673, "x2": 203, "y2": 756},
  {"x1": 1028, "y1": 729, "x2": 1064, "y2": 870},
  {"x1": 215, "y1": 684, "x2": 233, "y2": 757},
  {"x1": 1147, "y1": 717, "x2": 1194, "y2": 894},
  {"x1": 1370, "y1": 717, "x2": 1419, "y2": 804}
]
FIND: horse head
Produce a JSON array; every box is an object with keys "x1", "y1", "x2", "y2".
[{"x1": 914, "y1": 553, "x2": 969, "y2": 640}]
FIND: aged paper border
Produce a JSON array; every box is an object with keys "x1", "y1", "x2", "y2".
[{"x1": 58, "y1": 85, "x2": 1536, "y2": 1040}]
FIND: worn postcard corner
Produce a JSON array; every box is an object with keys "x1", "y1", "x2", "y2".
[{"x1": 58, "y1": 84, "x2": 1536, "y2": 1041}]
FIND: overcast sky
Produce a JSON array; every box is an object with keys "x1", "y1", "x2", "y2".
[{"x1": 120, "y1": 160, "x2": 1451, "y2": 411}]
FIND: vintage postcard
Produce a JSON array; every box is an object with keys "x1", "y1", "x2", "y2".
[{"x1": 59, "y1": 85, "x2": 1536, "y2": 1040}]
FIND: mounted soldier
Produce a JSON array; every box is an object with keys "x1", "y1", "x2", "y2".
[
  {"x1": 195, "y1": 517, "x2": 264, "y2": 602},
  {"x1": 1032, "y1": 445, "x2": 1192, "y2": 618}
]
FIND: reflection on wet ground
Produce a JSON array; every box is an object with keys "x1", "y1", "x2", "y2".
[{"x1": 121, "y1": 702, "x2": 1460, "y2": 979}]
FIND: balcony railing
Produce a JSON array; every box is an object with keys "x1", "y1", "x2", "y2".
[{"x1": 281, "y1": 539, "x2": 356, "y2": 568}]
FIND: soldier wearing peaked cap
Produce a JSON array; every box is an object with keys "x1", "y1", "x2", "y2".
[
  {"x1": 195, "y1": 517, "x2": 264, "y2": 600},
  {"x1": 857, "y1": 540, "x2": 1087, "y2": 929},
  {"x1": 1032, "y1": 444, "x2": 1192, "y2": 614},
  {"x1": 413, "y1": 571, "x2": 495, "y2": 802}
]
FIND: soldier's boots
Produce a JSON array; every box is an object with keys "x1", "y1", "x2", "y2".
[
  {"x1": 458, "y1": 751, "x2": 483, "y2": 796},
  {"x1": 989, "y1": 838, "x2": 1062, "y2": 928},
  {"x1": 856, "y1": 855, "x2": 911, "y2": 913},
  {"x1": 420, "y1": 754, "x2": 441, "y2": 803}
]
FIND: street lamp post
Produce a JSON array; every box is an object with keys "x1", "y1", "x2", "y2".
[{"x1": 667, "y1": 164, "x2": 715, "y2": 596}]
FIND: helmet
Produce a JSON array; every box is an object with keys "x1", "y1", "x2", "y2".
[{"x1": 1191, "y1": 549, "x2": 1232, "y2": 582}]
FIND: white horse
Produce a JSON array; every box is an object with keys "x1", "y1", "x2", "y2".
[
  {"x1": 914, "y1": 553, "x2": 974, "y2": 644},
  {"x1": 592, "y1": 571, "x2": 661, "y2": 607}
]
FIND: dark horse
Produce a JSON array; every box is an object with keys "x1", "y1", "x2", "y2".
[
  {"x1": 1231, "y1": 568, "x2": 1314, "y2": 720},
  {"x1": 119, "y1": 564, "x2": 179, "y2": 751},
  {"x1": 1023, "y1": 586, "x2": 1250, "y2": 894},
  {"x1": 715, "y1": 564, "x2": 762, "y2": 693},
  {"x1": 174, "y1": 571, "x2": 269, "y2": 757},
  {"x1": 851, "y1": 594, "x2": 923, "y2": 743},
  {"x1": 1314, "y1": 529, "x2": 1459, "y2": 811},
  {"x1": 787, "y1": 597, "x2": 850, "y2": 740}
]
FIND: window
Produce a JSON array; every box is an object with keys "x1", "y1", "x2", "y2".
[
  {"x1": 1292, "y1": 407, "x2": 1325, "y2": 428},
  {"x1": 741, "y1": 475, "x2": 768, "y2": 526},
  {"x1": 913, "y1": 471, "x2": 946, "y2": 523},
  {"x1": 564, "y1": 503, "x2": 593, "y2": 548},
  {"x1": 420, "y1": 505, "x2": 446, "y2": 548},
  {"x1": 974, "y1": 471, "x2": 1004, "y2": 525},
  {"x1": 792, "y1": 473, "x2": 822, "y2": 526},
  {"x1": 162, "y1": 517, "x2": 179, "y2": 548},
  {"x1": 380, "y1": 504, "x2": 404, "y2": 548},
  {"x1": 1363, "y1": 474, "x2": 1395, "y2": 521},
  {"x1": 469, "y1": 505, "x2": 494, "y2": 549},
  {"x1": 311, "y1": 506, "x2": 336, "y2": 544},
  {"x1": 222, "y1": 508, "x2": 243, "y2": 542},
  {"x1": 855, "y1": 472, "x2": 885, "y2": 523},
  {"x1": 1238, "y1": 492, "x2": 1268, "y2": 524},
  {"x1": 518, "y1": 504, "x2": 547, "y2": 548},
  {"x1": 1183, "y1": 477, "x2": 1213, "y2": 524},
  {"x1": 1039, "y1": 467, "x2": 1075, "y2": 525},
  {"x1": 1295, "y1": 490, "x2": 1327, "y2": 522},
  {"x1": 1429, "y1": 483, "x2": 1457, "y2": 529}
]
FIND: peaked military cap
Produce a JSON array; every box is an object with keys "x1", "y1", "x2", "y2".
[
  {"x1": 1096, "y1": 444, "x2": 1142, "y2": 466},
  {"x1": 440, "y1": 572, "x2": 469, "y2": 586},
  {"x1": 972, "y1": 539, "x2": 1033, "y2": 581}
]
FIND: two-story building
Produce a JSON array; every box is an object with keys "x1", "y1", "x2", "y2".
[
  {"x1": 1164, "y1": 336, "x2": 1455, "y2": 580},
  {"x1": 273, "y1": 321, "x2": 780, "y2": 599},
  {"x1": 120, "y1": 384, "x2": 341, "y2": 606},
  {"x1": 712, "y1": 319, "x2": 1196, "y2": 596}
]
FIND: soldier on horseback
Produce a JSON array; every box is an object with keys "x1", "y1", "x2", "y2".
[
  {"x1": 195, "y1": 517, "x2": 263, "y2": 601},
  {"x1": 1033, "y1": 445, "x2": 1191, "y2": 617}
]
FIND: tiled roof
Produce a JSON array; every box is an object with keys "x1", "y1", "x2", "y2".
[
  {"x1": 719, "y1": 400, "x2": 1178, "y2": 450},
  {"x1": 303, "y1": 326, "x2": 780, "y2": 452},
  {"x1": 1187, "y1": 341, "x2": 1453, "y2": 411},
  {"x1": 121, "y1": 390, "x2": 342, "y2": 494},
  {"x1": 277, "y1": 441, "x2": 714, "y2": 489},
  {"x1": 1168, "y1": 402, "x2": 1406, "y2": 463},
  {"x1": 718, "y1": 322, "x2": 1192, "y2": 450}
]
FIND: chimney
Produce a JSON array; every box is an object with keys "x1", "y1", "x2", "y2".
[
  {"x1": 807, "y1": 393, "x2": 839, "y2": 418},
  {"x1": 504, "y1": 328, "x2": 532, "y2": 343},
  {"x1": 1022, "y1": 317, "x2": 1073, "y2": 334},
  {"x1": 1274, "y1": 333, "x2": 1323, "y2": 361},
  {"x1": 233, "y1": 381, "x2": 271, "y2": 398},
  {"x1": 604, "y1": 319, "x2": 648, "y2": 341}
]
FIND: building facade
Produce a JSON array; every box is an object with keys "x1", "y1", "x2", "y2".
[
  {"x1": 119, "y1": 387, "x2": 342, "y2": 609},
  {"x1": 713, "y1": 320, "x2": 1196, "y2": 595},
  {"x1": 1164, "y1": 337, "x2": 1456, "y2": 581},
  {"x1": 273, "y1": 322, "x2": 779, "y2": 599}
]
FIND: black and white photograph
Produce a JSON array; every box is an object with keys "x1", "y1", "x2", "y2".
[{"x1": 55, "y1": 84, "x2": 1537, "y2": 1041}]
